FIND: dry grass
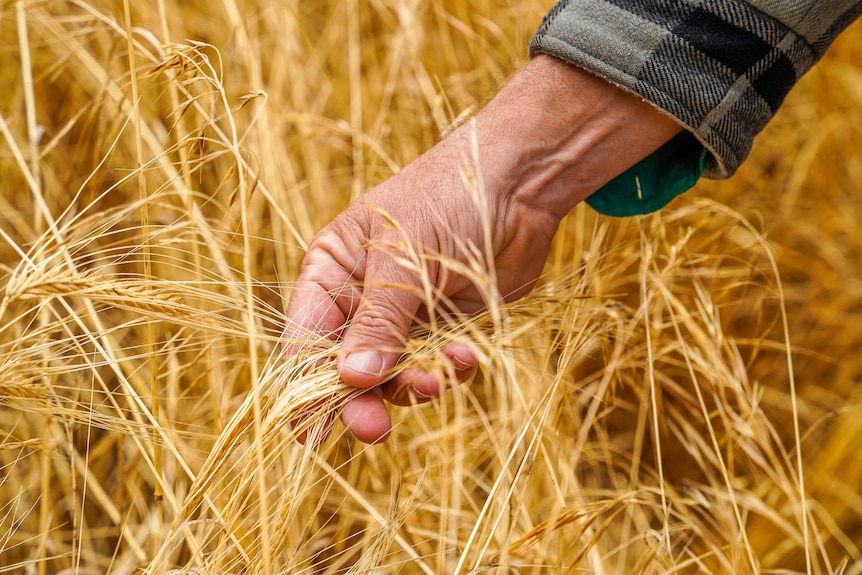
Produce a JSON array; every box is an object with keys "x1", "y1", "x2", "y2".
[{"x1": 0, "y1": 1, "x2": 860, "y2": 573}]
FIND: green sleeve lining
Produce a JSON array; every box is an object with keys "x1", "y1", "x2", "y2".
[{"x1": 586, "y1": 131, "x2": 708, "y2": 217}]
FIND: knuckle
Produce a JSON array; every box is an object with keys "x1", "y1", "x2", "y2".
[{"x1": 348, "y1": 303, "x2": 410, "y2": 346}]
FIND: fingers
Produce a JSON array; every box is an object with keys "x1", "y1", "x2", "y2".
[
  {"x1": 286, "y1": 219, "x2": 426, "y2": 443},
  {"x1": 298, "y1": 341, "x2": 477, "y2": 444},
  {"x1": 337, "y1": 342, "x2": 477, "y2": 443},
  {"x1": 339, "y1": 388, "x2": 391, "y2": 444},
  {"x1": 293, "y1": 390, "x2": 391, "y2": 446},
  {"x1": 337, "y1": 244, "x2": 424, "y2": 389},
  {"x1": 382, "y1": 342, "x2": 478, "y2": 406},
  {"x1": 283, "y1": 240, "x2": 363, "y2": 357},
  {"x1": 284, "y1": 237, "x2": 366, "y2": 444}
]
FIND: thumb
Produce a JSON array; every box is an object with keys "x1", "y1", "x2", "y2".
[{"x1": 337, "y1": 248, "x2": 422, "y2": 388}]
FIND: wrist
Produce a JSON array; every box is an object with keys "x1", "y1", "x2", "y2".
[{"x1": 474, "y1": 55, "x2": 681, "y2": 220}]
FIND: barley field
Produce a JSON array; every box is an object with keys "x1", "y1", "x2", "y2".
[{"x1": 1, "y1": 1, "x2": 860, "y2": 574}]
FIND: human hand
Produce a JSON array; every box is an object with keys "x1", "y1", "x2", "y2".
[{"x1": 285, "y1": 55, "x2": 681, "y2": 444}]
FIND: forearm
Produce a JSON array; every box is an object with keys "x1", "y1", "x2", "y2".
[
  {"x1": 455, "y1": 54, "x2": 681, "y2": 221},
  {"x1": 531, "y1": 0, "x2": 862, "y2": 181}
]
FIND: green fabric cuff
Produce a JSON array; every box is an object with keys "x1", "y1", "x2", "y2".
[{"x1": 586, "y1": 131, "x2": 708, "y2": 217}]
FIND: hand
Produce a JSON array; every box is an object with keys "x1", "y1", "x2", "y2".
[{"x1": 285, "y1": 55, "x2": 681, "y2": 443}]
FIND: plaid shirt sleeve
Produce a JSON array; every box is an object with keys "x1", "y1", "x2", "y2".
[{"x1": 530, "y1": 0, "x2": 862, "y2": 215}]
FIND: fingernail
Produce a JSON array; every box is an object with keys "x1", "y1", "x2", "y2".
[
  {"x1": 451, "y1": 355, "x2": 472, "y2": 370},
  {"x1": 342, "y1": 351, "x2": 384, "y2": 377},
  {"x1": 411, "y1": 386, "x2": 434, "y2": 400}
]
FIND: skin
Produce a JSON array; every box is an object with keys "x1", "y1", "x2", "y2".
[{"x1": 285, "y1": 55, "x2": 681, "y2": 444}]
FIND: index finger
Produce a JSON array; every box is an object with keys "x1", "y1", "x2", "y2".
[
  {"x1": 282, "y1": 247, "x2": 366, "y2": 445},
  {"x1": 282, "y1": 245, "x2": 365, "y2": 356}
]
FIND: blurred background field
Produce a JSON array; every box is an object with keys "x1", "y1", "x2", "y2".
[{"x1": 0, "y1": 1, "x2": 860, "y2": 573}]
